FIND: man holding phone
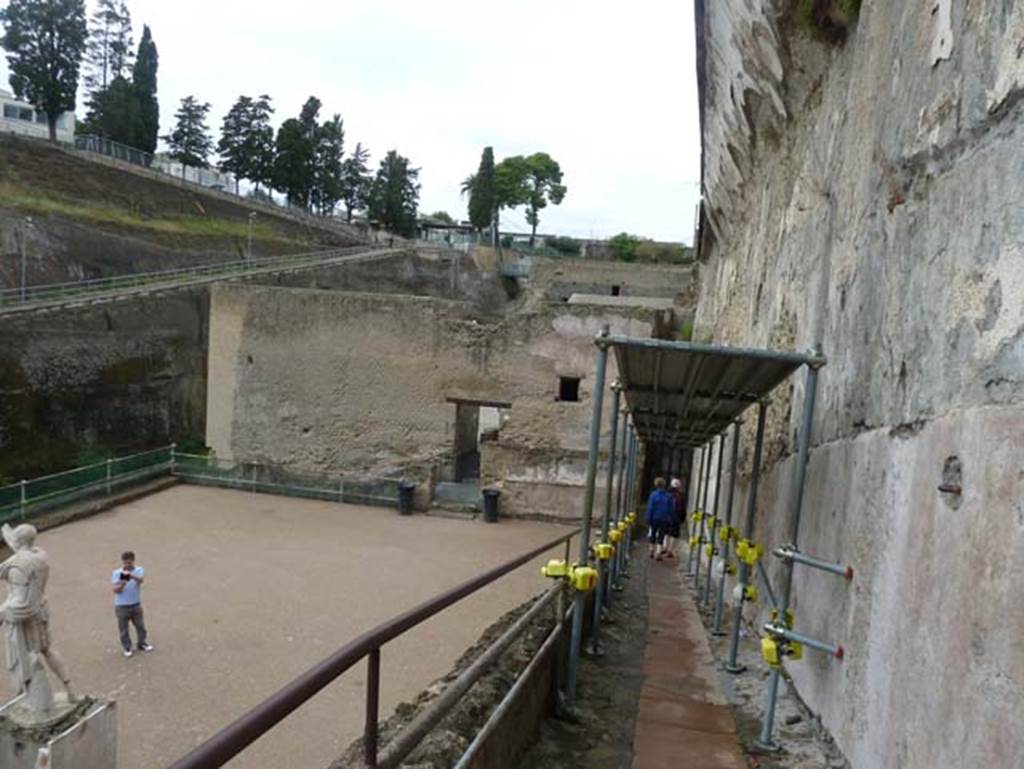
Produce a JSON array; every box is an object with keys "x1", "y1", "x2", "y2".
[{"x1": 111, "y1": 550, "x2": 153, "y2": 657}]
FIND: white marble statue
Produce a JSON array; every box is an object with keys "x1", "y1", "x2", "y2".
[{"x1": 0, "y1": 524, "x2": 75, "y2": 723}]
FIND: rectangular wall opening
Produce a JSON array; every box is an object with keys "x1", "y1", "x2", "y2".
[{"x1": 558, "y1": 376, "x2": 581, "y2": 402}]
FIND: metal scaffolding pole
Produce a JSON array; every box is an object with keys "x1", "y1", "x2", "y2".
[
  {"x1": 713, "y1": 419, "x2": 742, "y2": 635},
  {"x1": 623, "y1": 428, "x2": 637, "y2": 565},
  {"x1": 703, "y1": 431, "x2": 727, "y2": 605},
  {"x1": 693, "y1": 438, "x2": 714, "y2": 590},
  {"x1": 611, "y1": 411, "x2": 629, "y2": 589},
  {"x1": 686, "y1": 446, "x2": 706, "y2": 574},
  {"x1": 591, "y1": 383, "x2": 621, "y2": 646},
  {"x1": 758, "y1": 364, "x2": 820, "y2": 749},
  {"x1": 566, "y1": 327, "x2": 610, "y2": 706},
  {"x1": 726, "y1": 400, "x2": 768, "y2": 673}
]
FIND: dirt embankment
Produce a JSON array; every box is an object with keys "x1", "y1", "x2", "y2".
[{"x1": 0, "y1": 134, "x2": 363, "y2": 287}]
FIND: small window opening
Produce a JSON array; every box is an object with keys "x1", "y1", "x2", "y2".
[
  {"x1": 611, "y1": 285, "x2": 621, "y2": 296},
  {"x1": 558, "y1": 376, "x2": 581, "y2": 402}
]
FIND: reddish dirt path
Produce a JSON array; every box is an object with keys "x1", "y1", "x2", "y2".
[
  {"x1": 630, "y1": 561, "x2": 746, "y2": 768},
  {"x1": 0, "y1": 485, "x2": 573, "y2": 769}
]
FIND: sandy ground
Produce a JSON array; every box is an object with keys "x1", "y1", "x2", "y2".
[{"x1": 0, "y1": 485, "x2": 574, "y2": 769}]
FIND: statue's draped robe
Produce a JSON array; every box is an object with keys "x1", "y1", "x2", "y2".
[{"x1": 0, "y1": 547, "x2": 51, "y2": 692}]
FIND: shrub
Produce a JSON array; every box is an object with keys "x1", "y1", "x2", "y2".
[{"x1": 545, "y1": 236, "x2": 581, "y2": 256}]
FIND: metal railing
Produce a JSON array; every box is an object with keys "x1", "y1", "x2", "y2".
[
  {"x1": 0, "y1": 245, "x2": 391, "y2": 310},
  {"x1": 0, "y1": 444, "x2": 411, "y2": 525},
  {"x1": 171, "y1": 453, "x2": 401, "y2": 508},
  {"x1": 0, "y1": 446, "x2": 173, "y2": 524},
  {"x1": 167, "y1": 528, "x2": 578, "y2": 769}
]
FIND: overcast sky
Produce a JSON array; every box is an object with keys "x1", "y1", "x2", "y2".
[{"x1": 3, "y1": 1, "x2": 701, "y2": 242}]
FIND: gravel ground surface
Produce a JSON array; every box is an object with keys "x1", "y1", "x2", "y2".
[{"x1": 0, "y1": 485, "x2": 572, "y2": 769}]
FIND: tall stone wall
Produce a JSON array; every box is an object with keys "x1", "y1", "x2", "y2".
[
  {"x1": 0, "y1": 249, "x2": 510, "y2": 481},
  {"x1": 696, "y1": 3, "x2": 1024, "y2": 767},
  {"x1": 0, "y1": 291, "x2": 209, "y2": 481},
  {"x1": 205, "y1": 283, "x2": 660, "y2": 518}
]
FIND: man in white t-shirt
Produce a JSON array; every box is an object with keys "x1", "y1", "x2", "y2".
[{"x1": 111, "y1": 550, "x2": 153, "y2": 657}]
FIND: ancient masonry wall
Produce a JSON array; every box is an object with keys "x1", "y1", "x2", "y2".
[
  {"x1": 696, "y1": 3, "x2": 1024, "y2": 768},
  {"x1": 205, "y1": 283, "x2": 660, "y2": 519},
  {"x1": 0, "y1": 248, "x2": 501, "y2": 481}
]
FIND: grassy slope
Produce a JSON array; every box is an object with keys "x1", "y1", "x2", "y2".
[{"x1": 0, "y1": 134, "x2": 357, "y2": 256}]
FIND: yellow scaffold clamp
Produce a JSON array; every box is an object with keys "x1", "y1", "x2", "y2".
[
  {"x1": 788, "y1": 640, "x2": 804, "y2": 661},
  {"x1": 719, "y1": 525, "x2": 737, "y2": 543},
  {"x1": 627, "y1": 511, "x2": 637, "y2": 524},
  {"x1": 691, "y1": 511, "x2": 704, "y2": 524},
  {"x1": 569, "y1": 564, "x2": 599, "y2": 592},
  {"x1": 689, "y1": 534, "x2": 700, "y2": 548},
  {"x1": 704, "y1": 543, "x2": 716, "y2": 558},
  {"x1": 724, "y1": 562, "x2": 737, "y2": 575},
  {"x1": 736, "y1": 539, "x2": 764, "y2": 566},
  {"x1": 594, "y1": 542, "x2": 615, "y2": 561},
  {"x1": 762, "y1": 627, "x2": 803, "y2": 668},
  {"x1": 743, "y1": 584, "x2": 758, "y2": 604},
  {"x1": 609, "y1": 528, "x2": 623, "y2": 544},
  {"x1": 771, "y1": 608, "x2": 795, "y2": 629},
  {"x1": 541, "y1": 559, "x2": 570, "y2": 579},
  {"x1": 705, "y1": 516, "x2": 717, "y2": 530}
]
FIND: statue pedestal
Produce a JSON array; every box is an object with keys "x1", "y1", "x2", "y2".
[{"x1": 0, "y1": 696, "x2": 116, "y2": 769}]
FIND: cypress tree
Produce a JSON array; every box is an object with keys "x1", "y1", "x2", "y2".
[{"x1": 132, "y1": 25, "x2": 159, "y2": 154}]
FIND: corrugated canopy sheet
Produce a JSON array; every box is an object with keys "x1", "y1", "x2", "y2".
[{"x1": 610, "y1": 337, "x2": 818, "y2": 448}]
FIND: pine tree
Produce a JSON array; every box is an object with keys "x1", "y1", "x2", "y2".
[
  {"x1": 339, "y1": 142, "x2": 371, "y2": 222},
  {"x1": 80, "y1": 75, "x2": 137, "y2": 145},
  {"x1": 217, "y1": 95, "x2": 254, "y2": 193},
  {"x1": 273, "y1": 96, "x2": 321, "y2": 210},
  {"x1": 311, "y1": 114, "x2": 344, "y2": 215},
  {"x1": 520, "y1": 153, "x2": 567, "y2": 246},
  {"x1": 367, "y1": 150, "x2": 420, "y2": 237},
  {"x1": 248, "y1": 95, "x2": 275, "y2": 193},
  {"x1": 1, "y1": 0, "x2": 88, "y2": 141},
  {"x1": 163, "y1": 95, "x2": 213, "y2": 170},
  {"x1": 84, "y1": 0, "x2": 132, "y2": 94},
  {"x1": 131, "y1": 25, "x2": 159, "y2": 154}
]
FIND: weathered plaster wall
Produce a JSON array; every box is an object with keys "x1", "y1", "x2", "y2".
[
  {"x1": 528, "y1": 257, "x2": 697, "y2": 306},
  {"x1": 697, "y1": 2, "x2": 1024, "y2": 767},
  {"x1": 206, "y1": 283, "x2": 658, "y2": 518},
  {"x1": 260, "y1": 247, "x2": 512, "y2": 314}
]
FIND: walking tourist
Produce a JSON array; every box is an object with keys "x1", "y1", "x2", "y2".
[{"x1": 645, "y1": 478, "x2": 676, "y2": 561}]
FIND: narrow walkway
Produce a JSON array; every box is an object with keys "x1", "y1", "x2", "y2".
[
  {"x1": 0, "y1": 246, "x2": 395, "y2": 316},
  {"x1": 630, "y1": 558, "x2": 746, "y2": 768}
]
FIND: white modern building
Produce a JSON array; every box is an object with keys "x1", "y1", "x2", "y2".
[{"x1": 0, "y1": 88, "x2": 76, "y2": 142}]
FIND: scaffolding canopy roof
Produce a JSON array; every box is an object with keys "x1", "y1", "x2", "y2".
[{"x1": 608, "y1": 336, "x2": 822, "y2": 449}]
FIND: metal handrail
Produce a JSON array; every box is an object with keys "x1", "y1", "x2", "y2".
[
  {"x1": 167, "y1": 528, "x2": 579, "y2": 769},
  {"x1": 0, "y1": 245, "x2": 390, "y2": 307},
  {"x1": 0, "y1": 445, "x2": 171, "y2": 491}
]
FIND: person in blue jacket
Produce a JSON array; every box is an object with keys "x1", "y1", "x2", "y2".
[{"x1": 645, "y1": 477, "x2": 676, "y2": 561}]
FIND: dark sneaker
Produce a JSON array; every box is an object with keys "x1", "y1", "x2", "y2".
[
  {"x1": 123, "y1": 648, "x2": 134, "y2": 657},
  {"x1": 139, "y1": 643, "x2": 154, "y2": 652}
]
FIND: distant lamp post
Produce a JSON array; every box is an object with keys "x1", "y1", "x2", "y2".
[{"x1": 247, "y1": 213, "x2": 257, "y2": 261}]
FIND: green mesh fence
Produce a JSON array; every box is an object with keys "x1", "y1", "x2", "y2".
[
  {"x1": 171, "y1": 454, "x2": 402, "y2": 508},
  {"x1": 0, "y1": 448, "x2": 403, "y2": 525},
  {"x1": 0, "y1": 447, "x2": 172, "y2": 525}
]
